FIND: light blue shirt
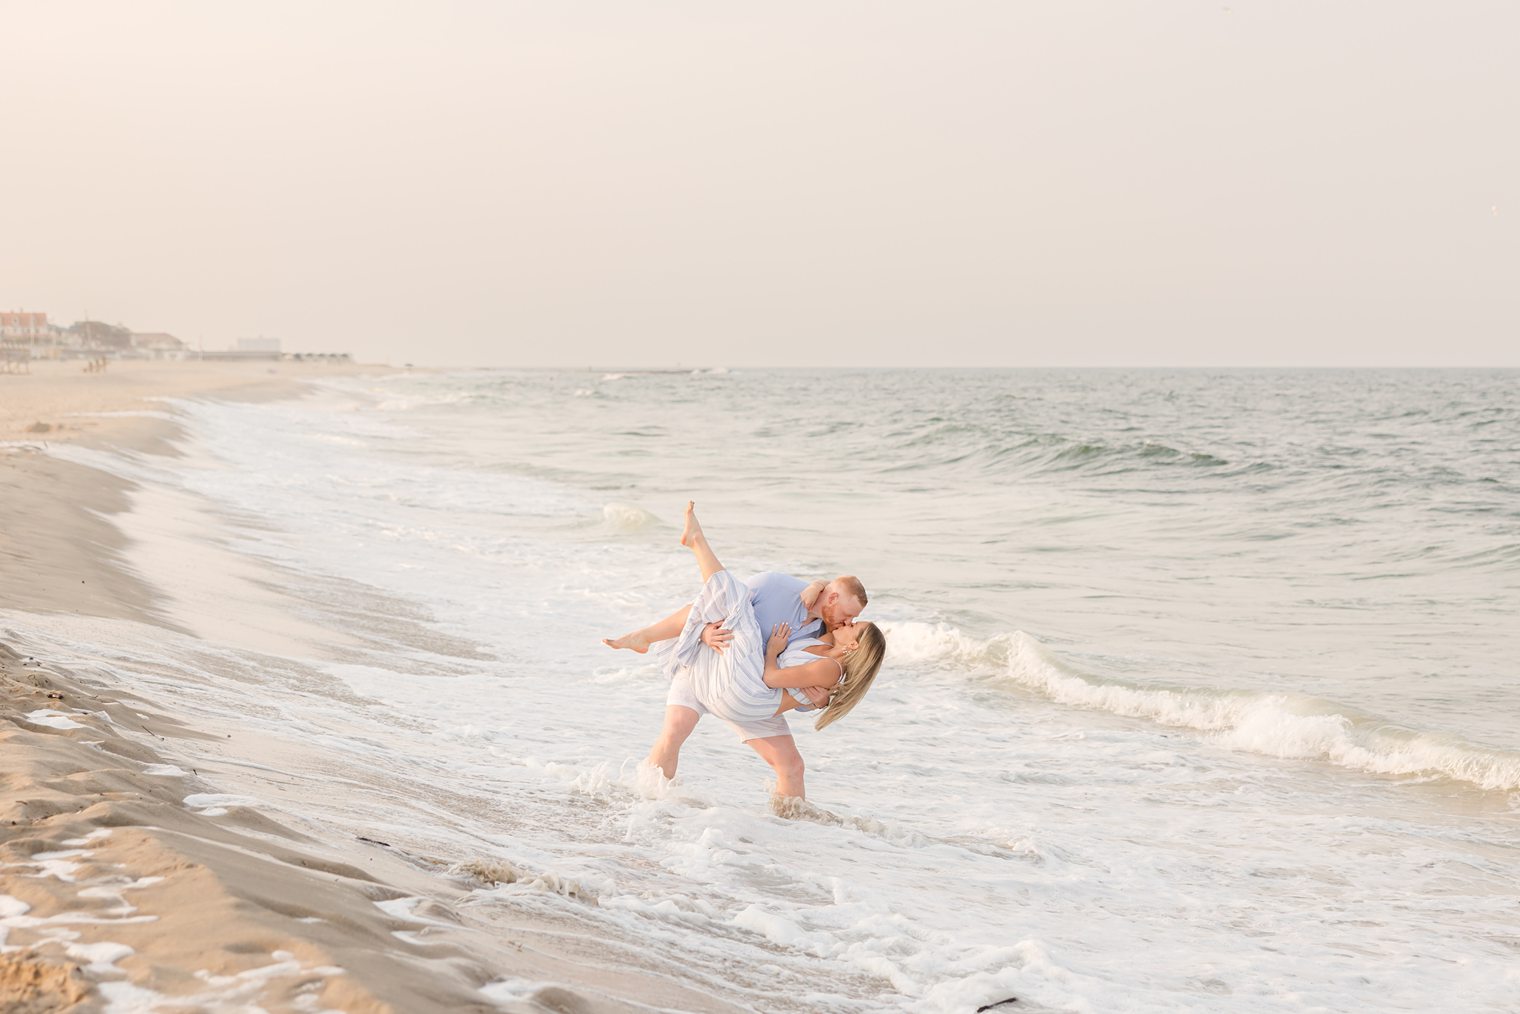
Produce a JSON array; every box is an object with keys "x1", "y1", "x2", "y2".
[
  {"x1": 745, "y1": 572, "x2": 823, "y2": 643},
  {"x1": 746, "y1": 572, "x2": 825, "y2": 712}
]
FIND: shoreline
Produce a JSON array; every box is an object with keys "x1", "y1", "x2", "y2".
[
  {"x1": 0, "y1": 639, "x2": 507, "y2": 1012},
  {"x1": 0, "y1": 363, "x2": 721, "y2": 1012},
  {"x1": 1, "y1": 360, "x2": 373, "y2": 625},
  {"x1": 0, "y1": 358, "x2": 357, "y2": 446}
]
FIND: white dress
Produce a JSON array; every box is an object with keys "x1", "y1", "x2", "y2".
[{"x1": 664, "y1": 570, "x2": 781, "y2": 725}]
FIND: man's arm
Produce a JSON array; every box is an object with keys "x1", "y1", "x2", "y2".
[
  {"x1": 701, "y1": 571, "x2": 777, "y2": 654},
  {"x1": 772, "y1": 685, "x2": 831, "y2": 716},
  {"x1": 700, "y1": 622, "x2": 732, "y2": 653}
]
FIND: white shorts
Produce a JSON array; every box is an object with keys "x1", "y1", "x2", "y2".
[{"x1": 666, "y1": 669, "x2": 791, "y2": 743}]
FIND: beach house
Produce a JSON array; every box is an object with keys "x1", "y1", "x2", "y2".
[
  {"x1": 1, "y1": 310, "x2": 50, "y2": 343},
  {"x1": 131, "y1": 332, "x2": 188, "y2": 360}
]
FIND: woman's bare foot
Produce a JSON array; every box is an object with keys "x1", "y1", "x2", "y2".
[
  {"x1": 679, "y1": 500, "x2": 703, "y2": 548},
  {"x1": 602, "y1": 632, "x2": 651, "y2": 653}
]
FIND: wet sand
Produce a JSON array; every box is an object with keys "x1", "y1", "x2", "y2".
[{"x1": 0, "y1": 362, "x2": 727, "y2": 1012}]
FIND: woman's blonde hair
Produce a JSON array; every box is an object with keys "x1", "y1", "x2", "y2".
[{"x1": 814, "y1": 622, "x2": 885, "y2": 731}]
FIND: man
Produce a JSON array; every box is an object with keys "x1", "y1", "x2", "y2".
[
  {"x1": 603, "y1": 570, "x2": 868, "y2": 797},
  {"x1": 601, "y1": 572, "x2": 866, "y2": 661},
  {"x1": 700, "y1": 572, "x2": 867, "y2": 663}
]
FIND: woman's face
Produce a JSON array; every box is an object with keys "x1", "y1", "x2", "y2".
[{"x1": 831, "y1": 622, "x2": 861, "y2": 652}]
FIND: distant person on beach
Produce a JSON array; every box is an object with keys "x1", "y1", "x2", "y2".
[{"x1": 603, "y1": 502, "x2": 885, "y2": 801}]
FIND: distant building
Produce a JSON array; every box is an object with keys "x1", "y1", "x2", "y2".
[
  {"x1": 196, "y1": 336, "x2": 281, "y2": 361},
  {"x1": 69, "y1": 320, "x2": 134, "y2": 349},
  {"x1": 131, "y1": 332, "x2": 187, "y2": 360},
  {"x1": 1, "y1": 310, "x2": 49, "y2": 343}
]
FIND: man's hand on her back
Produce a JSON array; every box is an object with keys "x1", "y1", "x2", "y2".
[
  {"x1": 802, "y1": 686, "x2": 831, "y2": 709},
  {"x1": 701, "y1": 621, "x2": 733, "y2": 653}
]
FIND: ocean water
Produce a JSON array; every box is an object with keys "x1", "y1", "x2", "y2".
[{"x1": 20, "y1": 368, "x2": 1520, "y2": 1012}]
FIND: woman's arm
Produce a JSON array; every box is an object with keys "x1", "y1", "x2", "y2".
[
  {"x1": 799, "y1": 579, "x2": 826, "y2": 611},
  {"x1": 765, "y1": 657, "x2": 841, "y2": 689},
  {"x1": 764, "y1": 624, "x2": 843, "y2": 689}
]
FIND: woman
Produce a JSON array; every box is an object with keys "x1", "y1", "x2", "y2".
[{"x1": 632, "y1": 503, "x2": 885, "y2": 802}]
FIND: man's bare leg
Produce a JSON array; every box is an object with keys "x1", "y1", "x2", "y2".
[
  {"x1": 648, "y1": 705, "x2": 701, "y2": 780},
  {"x1": 748, "y1": 734, "x2": 806, "y2": 800},
  {"x1": 603, "y1": 603, "x2": 692, "y2": 653}
]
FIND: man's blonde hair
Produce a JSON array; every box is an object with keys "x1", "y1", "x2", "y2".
[{"x1": 833, "y1": 575, "x2": 868, "y2": 607}]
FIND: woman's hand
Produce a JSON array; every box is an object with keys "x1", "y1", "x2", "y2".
[
  {"x1": 800, "y1": 580, "x2": 826, "y2": 610},
  {"x1": 767, "y1": 622, "x2": 791, "y2": 657}
]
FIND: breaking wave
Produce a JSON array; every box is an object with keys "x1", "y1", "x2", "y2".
[
  {"x1": 599, "y1": 502, "x2": 661, "y2": 533},
  {"x1": 881, "y1": 621, "x2": 1520, "y2": 793}
]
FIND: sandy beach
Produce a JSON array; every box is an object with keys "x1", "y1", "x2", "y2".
[
  {"x1": 2, "y1": 361, "x2": 307, "y2": 627},
  {"x1": 1, "y1": 363, "x2": 718, "y2": 1013},
  {"x1": 6, "y1": 3, "x2": 1517, "y2": 1007},
  {"x1": 7, "y1": 362, "x2": 1516, "y2": 1012}
]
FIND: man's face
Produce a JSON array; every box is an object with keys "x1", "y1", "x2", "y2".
[{"x1": 821, "y1": 588, "x2": 865, "y2": 630}]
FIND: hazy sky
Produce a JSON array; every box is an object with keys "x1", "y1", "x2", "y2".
[{"x1": 3, "y1": 2, "x2": 1516, "y2": 367}]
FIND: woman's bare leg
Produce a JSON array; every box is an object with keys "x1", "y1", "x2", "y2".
[
  {"x1": 648, "y1": 705, "x2": 701, "y2": 780},
  {"x1": 603, "y1": 603, "x2": 692, "y2": 653},
  {"x1": 603, "y1": 503, "x2": 724, "y2": 652},
  {"x1": 748, "y1": 734, "x2": 806, "y2": 800},
  {"x1": 681, "y1": 501, "x2": 725, "y2": 582}
]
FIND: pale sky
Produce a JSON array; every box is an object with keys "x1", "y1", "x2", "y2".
[{"x1": 2, "y1": 2, "x2": 1516, "y2": 367}]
